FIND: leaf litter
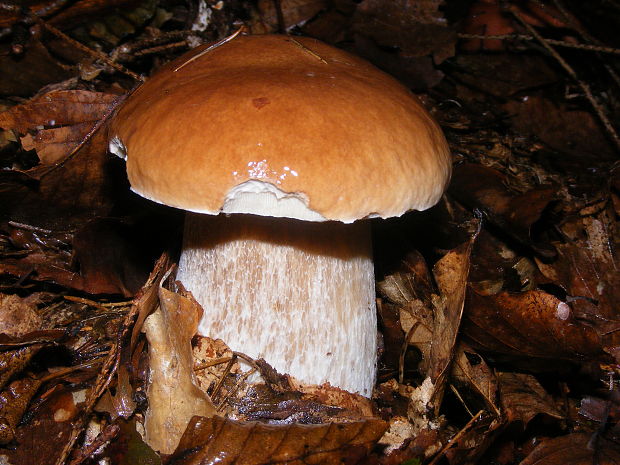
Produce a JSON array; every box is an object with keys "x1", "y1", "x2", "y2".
[{"x1": 0, "y1": 0, "x2": 618, "y2": 464}]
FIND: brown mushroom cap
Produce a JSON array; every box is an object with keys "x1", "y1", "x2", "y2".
[{"x1": 109, "y1": 34, "x2": 451, "y2": 222}]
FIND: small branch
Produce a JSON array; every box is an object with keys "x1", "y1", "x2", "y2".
[
  {"x1": 427, "y1": 410, "x2": 485, "y2": 465},
  {"x1": 173, "y1": 26, "x2": 245, "y2": 72},
  {"x1": 31, "y1": 16, "x2": 143, "y2": 82},
  {"x1": 457, "y1": 33, "x2": 620, "y2": 55}
]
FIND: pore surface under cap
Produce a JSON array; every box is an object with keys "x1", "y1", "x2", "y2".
[{"x1": 109, "y1": 34, "x2": 451, "y2": 222}]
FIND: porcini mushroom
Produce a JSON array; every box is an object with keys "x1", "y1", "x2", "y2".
[{"x1": 108, "y1": 34, "x2": 451, "y2": 397}]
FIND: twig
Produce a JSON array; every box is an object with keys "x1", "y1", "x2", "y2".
[
  {"x1": 210, "y1": 354, "x2": 237, "y2": 402},
  {"x1": 449, "y1": 384, "x2": 475, "y2": 418},
  {"x1": 63, "y1": 295, "x2": 130, "y2": 313},
  {"x1": 194, "y1": 357, "x2": 233, "y2": 371},
  {"x1": 217, "y1": 368, "x2": 256, "y2": 411},
  {"x1": 289, "y1": 36, "x2": 328, "y2": 64},
  {"x1": 174, "y1": 26, "x2": 245, "y2": 72},
  {"x1": 39, "y1": 356, "x2": 107, "y2": 383},
  {"x1": 27, "y1": 14, "x2": 143, "y2": 82},
  {"x1": 508, "y1": 6, "x2": 620, "y2": 152},
  {"x1": 427, "y1": 410, "x2": 485, "y2": 465},
  {"x1": 457, "y1": 33, "x2": 620, "y2": 55},
  {"x1": 550, "y1": 0, "x2": 620, "y2": 88},
  {"x1": 134, "y1": 41, "x2": 188, "y2": 57},
  {"x1": 67, "y1": 424, "x2": 120, "y2": 465}
]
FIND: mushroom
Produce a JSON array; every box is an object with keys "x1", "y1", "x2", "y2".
[{"x1": 108, "y1": 34, "x2": 451, "y2": 397}]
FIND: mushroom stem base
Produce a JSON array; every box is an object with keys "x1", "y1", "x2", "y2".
[{"x1": 177, "y1": 213, "x2": 377, "y2": 396}]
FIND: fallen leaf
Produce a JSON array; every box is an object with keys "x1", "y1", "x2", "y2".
[
  {"x1": 520, "y1": 432, "x2": 620, "y2": 465},
  {"x1": 449, "y1": 163, "x2": 557, "y2": 256},
  {"x1": 96, "y1": 365, "x2": 136, "y2": 421},
  {"x1": 463, "y1": 288, "x2": 603, "y2": 361},
  {"x1": 497, "y1": 372, "x2": 563, "y2": 428},
  {"x1": 451, "y1": 55, "x2": 558, "y2": 99},
  {"x1": 4, "y1": 385, "x2": 76, "y2": 465},
  {"x1": 168, "y1": 415, "x2": 387, "y2": 465},
  {"x1": 504, "y1": 94, "x2": 616, "y2": 161},
  {"x1": 253, "y1": 0, "x2": 327, "y2": 32},
  {"x1": 0, "y1": 41, "x2": 74, "y2": 97},
  {"x1": 0, "y1": 377, "x2": 43, "y2": 444},
  {"x1": 428, "y1": 234, "x2": 475, "y2": 411},
  {"x1": 0, "y1": 346, "x2": 39, "y2": 391},
  {"x1": 104, "y1": 418, "x2": 161, "y2": 465},
  {"x1": 0, "y1": 90, "x2": 119, "y2": 143},
  {"x1": 0, "y1": 293, "x2": 43, "y2": 337},
  {"x1": 353, "y1": 0, "x2": 454, "y2": 59},
  {"x1": 451, "y1": 343, "x2": 499, "y2": 414},
  {"x1": 142, "y1": 283, "x2": 217, "y2": 454},
  {"x1": 443, "y1": 412, "x2": 502, "y2": 465}
]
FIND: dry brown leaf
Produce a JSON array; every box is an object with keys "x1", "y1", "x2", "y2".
[
  {"x1": 449, "y1": 163, "x2": 556, "y2": 256},
  {"x1": 0, "y1": 89, "x2": 122, "y2": 227},
  {"x1": 21, "y1": 122, "x2": 94, "y2": 165},
  {"x1": 95, "y1": 364, "x2": 136, "y2": 421},
  {"x1": 0, "y1": 90, "x2": 118, "y2": 170},
  {"x1": 497, "y1": 372, "x2": 563, "y2": 428},
  {"x1": 463, "y1": 288, "x2": 603, "y2": 361},
  {"x1": 169, "y1": 415, "x2": 387, "y2": 465},
  {"x1": 0, "y1": 293, "x2": 43, "y2": 337},
  {"x1": 0, "y1": 377, "x2": 43, "y2": 444},
  {"x1": 193, "y1": 336, "x2": 239, "y2": 394},
  {"x1": 451, "y1": 343, "x2": 499, "y2": 414},
  {"x1": 0, "y1": 220, "x2": 144, "y2": 296},
  {"x1": 253, "y1": 0, "x2": 327, "y2": 32},
  {"x1": 504, "y1": 94, "x2": 616, "y2": 160},
  {"x1": 428, "y1": 235, "x2": 475, "y2": 411},
  {"x1": 520, "y1": 432, "x2": 620, "y2": 465},
  {"x1": 0, "y1": 90, "x2": 118, "y2": 142},
  {"x1": 0, "y1": 346, "x2": 39, "y2": 391},
  {"x1": 353, "y1": 0, "x2": 454, "y2": 58},
  {"x1": 0, "y1": 41, "x2": 75, "y2": 97},
  {"x1": 143, "y1": 284, "x2": 217, "y2": 454}
]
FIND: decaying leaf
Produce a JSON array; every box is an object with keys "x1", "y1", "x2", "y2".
[
  {"x1": 95, "y1": 365, "x2": 136, "y2": 421},
  {"x1": 0, "y1": 346, "x2": 39, "y2": 392},
  {"x1": 449, "y1": 163, "x2": 556, "y2": 255},
  {"x1": 520, "y1": 432, "x2": 620, "y2": 465},
  {"x1": 353, "y1": 0, "x2": 454, "y2": 59},
  {"x1": 428, "y1": 235, "x2": 475, "y2": 411},
  {"x1": 497, "y1": 372, "x2": 563, "y2": 428},
  {"x1": 0, "y1": 90, "x2": 119, "y2": 166},
  {"x1": 252, "y1": 0, "x2": 327, "y2": 32},
  {"x1": 0, "y1": 40, "x2": 75, "y2": 97},
  {"x1": 169, "y1": 415, "x2": 387, "y2": 465},
  {"x1": 451, "y1": 343, "x2": 499, "y2": 415},
  {"x1": 0, "y1": 293, "x2": 43, "y2": 337},
  {"x1": 463, "y1": 288, "x2": 603, "y2": 361},
  {"x1": 0, "y1": 377, "x2": 43, "y2": 444},
  {"x1": 142, "y1": 283, "x2": 217, "y2": 454},
  {"x1": 4, "y1": 385, "x2": 76, "y2": 465},
  {"x1": 104, "y1": 419, "x2": 161, "y2": 465}
]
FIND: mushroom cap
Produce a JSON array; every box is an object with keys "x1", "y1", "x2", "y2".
[{"x1": 109, "y1": 34, "x2": 451, "y2": 222}]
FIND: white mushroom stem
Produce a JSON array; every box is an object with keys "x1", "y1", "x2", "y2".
[{"x1": 176, "y1": 213, "x2": 377, "y2": 396}]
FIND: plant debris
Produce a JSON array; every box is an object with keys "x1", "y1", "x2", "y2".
[{"x1": 0, "y1": 0, "x2": 618, "y2": 463}]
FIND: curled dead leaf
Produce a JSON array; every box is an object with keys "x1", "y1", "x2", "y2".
[
  {"x1": 143, "y1": 282, "x2": 217, "y2": 454},
  {"x1": 497, "y1": 372, "x2": 563, "y2": 429},
  {"x1": 169, "y1": 415, "x2": 387, "y2": 465}
]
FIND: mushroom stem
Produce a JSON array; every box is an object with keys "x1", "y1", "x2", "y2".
[{"x1": 177, "y1": 213, "x2": 377, "y2": 396}]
